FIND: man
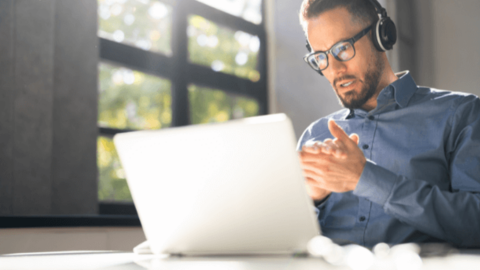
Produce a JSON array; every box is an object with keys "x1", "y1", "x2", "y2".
[{"x1": 297, "y1": 0, "x2": 480, "y2": 248}]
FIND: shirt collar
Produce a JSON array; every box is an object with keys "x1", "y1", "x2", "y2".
[
  {"x1": 391, "y1": 71, "x2": 417, "y2": 108},
  {"x1": 343, "y1": 71, "x2": 417, "y2": 119}
]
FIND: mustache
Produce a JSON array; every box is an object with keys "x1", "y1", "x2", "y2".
[{"x1": 334, "y1": 75, "x2": 357, "y2": 87}]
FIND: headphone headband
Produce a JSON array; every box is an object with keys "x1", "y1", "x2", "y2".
[{"x1": 367, "y1": 0, "x2": 387, "y2": 18}]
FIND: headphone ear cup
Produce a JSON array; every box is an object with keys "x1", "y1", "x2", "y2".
[
  {"x1": 372, "y1": 18, "x2": 397, "y2": 51},
  {"x1": 380, "y1": 18, "x2": 397, "y2": 50},
  {"x1": 372, "y1": 18, "x2": 386, "y2": 51}
]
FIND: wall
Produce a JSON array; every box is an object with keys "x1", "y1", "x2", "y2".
[
  {"x1": 430, "y1": 0, "x2": 480, "y2": 95},
  {"x1": 0, "y1": 0, "x2": 98, "y2": 215},
  {"x1": 0, "y1": 227, "x2": 146, "y2": 254}
]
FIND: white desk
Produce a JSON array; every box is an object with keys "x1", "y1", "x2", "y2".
[{"x1": 1, "y1": 250, "x2": 480, "y2": 270}]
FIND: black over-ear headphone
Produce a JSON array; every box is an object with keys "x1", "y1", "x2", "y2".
[
  {"x1": 368, "y1": 0, "x2": 397, "y2": 51},
  {"x1": 305, "y1": 0, "x2": 397, "y2": 73}
]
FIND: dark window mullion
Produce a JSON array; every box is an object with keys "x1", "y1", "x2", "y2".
[
  {"x1": 255, "y1": 0, "x2": 268, "y2": 115},
  {"x1": 99, "y1": 38, "x2": 173, "y2": 79},
  {"x1": 187, "y1": 63, "x2": 263, "y2": 100},
  {"x1": 170, "y1": 0, "x2": 190, "y2": 126},
  {"x1": 185, "y1": 1, "x2": 264, "y2": 36},
  {"x1": 99, "y1": 127, "x2": 137, "y2": 137}
]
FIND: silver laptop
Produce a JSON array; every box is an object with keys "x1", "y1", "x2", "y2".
[{"x1": 114, "y1": 113, "x2": 320, "y2": 256}]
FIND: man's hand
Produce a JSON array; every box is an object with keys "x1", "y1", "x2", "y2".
[{"x1": 299, "y1": 120, "x2": 366, "y2": 195}]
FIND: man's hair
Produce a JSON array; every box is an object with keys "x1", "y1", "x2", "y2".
[{"x1": 299, "y1": 0, "x2": 379, "y2": 33}]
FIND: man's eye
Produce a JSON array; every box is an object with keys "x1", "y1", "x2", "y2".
[
  {"x1": 335, "y1": 44, "x2": 349, "y2": 54},
  {"x1": 317, "y1": 54, "x2": 326, "y2": 61}
]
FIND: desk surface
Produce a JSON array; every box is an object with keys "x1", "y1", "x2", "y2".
[{"x1": 1, "y1": 250, "x2": 480, "y2": 270}]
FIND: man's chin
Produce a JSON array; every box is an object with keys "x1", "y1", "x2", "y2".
[
  {"x1": 340, "y1": 92, "x2": 356, "y2": 103},
  {"x1": 339, "y1": 95, "x2": 367, "y2": 109}
]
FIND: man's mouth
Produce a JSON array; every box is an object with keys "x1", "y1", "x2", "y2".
[
  {"x1": 337, "y1": 80, "x2": 356, "y2": 90},
  {"x1": 340, "y1": 81, "x2": 354, "y2": 87}
]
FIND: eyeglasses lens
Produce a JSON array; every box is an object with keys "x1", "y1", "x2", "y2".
[
  {"x1": 333, "y1": 42, "x2": 354, "y2": 61},
  {"x1": 309, "y1": 53, "x2": 327, "y2": 71},
  {"x1": 307, "y1": 41, "x2": 355, "y2": 71}
]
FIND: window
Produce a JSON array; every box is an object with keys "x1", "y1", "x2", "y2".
[{"x1": 97, "y1": 0, "x2": 268, "y2": 213}]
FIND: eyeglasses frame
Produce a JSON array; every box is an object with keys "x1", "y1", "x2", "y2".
[{"x1": 304, "y1": 24, "x2": 374, "y2": 75}]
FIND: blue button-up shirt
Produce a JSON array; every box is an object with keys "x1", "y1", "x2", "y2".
[{"x1": 297, "y1": 71, "x2": 480, "y2": 248}]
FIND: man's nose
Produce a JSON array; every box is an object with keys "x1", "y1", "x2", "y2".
[{"x1": 326, "y1": 56, "x2": 347, "y2": 76}]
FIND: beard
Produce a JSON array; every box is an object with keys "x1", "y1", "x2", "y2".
[{"x1": 334, "y1": 51, "x2": 385, "y2": 109}]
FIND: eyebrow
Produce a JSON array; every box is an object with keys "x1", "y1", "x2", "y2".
[
  {"x1": 325, "y1": 36, "x2": 351, "y2": 51},
  {"x1": 314, "y1": 35, "x2": 351, "y2": 52},
  {"x1": 311, "y1": 29, "x2": 355, "y2": 52},
  {"x1": 314, "y1": 24, "x2": 372, "y2": 52}
]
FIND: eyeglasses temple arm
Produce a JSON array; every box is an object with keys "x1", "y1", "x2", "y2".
[{"x1": 351, "y1": 25, "x2": 373, "y2": 43}]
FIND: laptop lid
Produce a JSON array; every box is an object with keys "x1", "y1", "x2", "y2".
[{"x1": 114, "y1": 113, "x2": 320, "y2": 255}]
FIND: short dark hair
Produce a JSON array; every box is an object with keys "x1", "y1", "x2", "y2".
[{"x1": 299, "y1": 0, "x2": 378, "y2": 32}]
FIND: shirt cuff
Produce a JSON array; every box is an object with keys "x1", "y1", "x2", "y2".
[
  {"x1": 353, "y1": 160, "x2": 397, "y2": 206},
  {"x1": 313, "y1": 194, "x2": 330, "y2": 219},
  {"x1": 313, "y1": 194, "x2": 331, "y2": 208}
]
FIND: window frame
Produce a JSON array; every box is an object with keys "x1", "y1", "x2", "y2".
[{"x1": 98, "y1": 0, "x2": 268, "y2": 214}]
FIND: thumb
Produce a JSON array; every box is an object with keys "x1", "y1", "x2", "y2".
[
  {"x1": 349, "y1": 133, "x2": 359, "y2": 145},
  {"x1": 328, "y1": 119, "x2": 349, "y2": 142}
]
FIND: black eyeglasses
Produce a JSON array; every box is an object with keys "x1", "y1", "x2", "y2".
[{"x1": 304, "y1": 24, "x2": 373, "y2": 73}]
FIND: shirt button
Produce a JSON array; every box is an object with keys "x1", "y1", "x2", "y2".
[
  {"x1": 359, "y1": 216, "x2": 366, "y2": 222},
  {"x1": 368, "y1": 116, "x2": 374, "y2": 120},
  {"x1": 362, "y1": 145, "x2": 369, "y2": 150}
]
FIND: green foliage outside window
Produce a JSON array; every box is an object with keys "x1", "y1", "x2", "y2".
[
  {"x1": 98, "y1": 62, "x2": 172, "y2": 202},
  {"x1": 98, "y1": 0, "x2": 172, "y2": 55},
  {"x1": 196, "y1": 0, "x2": 263, "y2": 25},
  {"x1": 189, "y1": 84, "x2": 259, "y2": 124},
  {"x1": 188, "y1": 15, "x2": 261, "y2": 82},
  {"x1": 98, "y1": 136, "x2": 132, "y2": 202},
  {"x1": 98, "y1": 62, "x2": 172, "y2": 130}
]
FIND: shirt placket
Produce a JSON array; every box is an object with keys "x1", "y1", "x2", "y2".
[{"x1": 352, "y1": 113, "x2": 377, "y2": 245}]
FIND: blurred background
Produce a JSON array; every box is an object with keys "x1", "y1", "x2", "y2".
[{"x1": 0, "y1": 0, "x2": 479, "y2": 252}]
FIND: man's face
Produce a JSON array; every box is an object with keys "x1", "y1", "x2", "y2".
[{"x1": 306, "y1": 7, "x2": 384, "y2": 110}]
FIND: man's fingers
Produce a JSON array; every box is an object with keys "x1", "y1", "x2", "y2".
[
  {"x1": 299, "y1": 150, "x2": 331, "y2": 162},
  {"x1": 301, "y1": 142, "x2": 346, "y2": 160},
  {"x1": 321, "y1": 139, "x2": 335, "y2": 155},
  {"x1": 301, "y1": 163, "x2": 326, "y2": 176},
  {"x1": 328, "y1": 119, "x2": 350, "y2": 142},
  {"x1": 349, "y1": 133, "x2": 359, "y2": 145},
  {"x1": 302, "y1": 145, "x2": 321, "y2": 154},
  {"x1": 329, "y1": 119, "x2": 360, "y2": 148},
  {"x1": 306, "y1": 177, "x2": 325, "y2": 188}
]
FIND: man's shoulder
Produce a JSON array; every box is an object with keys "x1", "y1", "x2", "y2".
[
  {"x1": 415, "y1": 86, "x2": 478, "y2": 105},
  {"x1": 307, "y1": 109, "x2": 349, "y2": 129},
  {"x1": 298, "y1": 109, "x2": 349, "y2": 144},
  {"x1": 411, "y1": 87, "x2": 480, "y2": 123}
]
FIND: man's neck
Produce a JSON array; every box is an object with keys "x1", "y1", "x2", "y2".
[{"x1": 361, "y1": 64, "x2": 398, "y2": 112}]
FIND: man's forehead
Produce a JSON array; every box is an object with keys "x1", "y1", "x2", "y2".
[{"x1": 306, "y1": 7, "x2": 362, "y2": 51}]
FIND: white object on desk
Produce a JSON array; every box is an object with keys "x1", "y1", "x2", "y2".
[
  {"x1": 1, "y1": 249, "x2": 480, "y2": 270},
  {"x1": 114, "y1": 113, "x2": 320, "y2": 256},
  {"x1": 133, "y1": 241, "x2": 151, "y2": 255}
]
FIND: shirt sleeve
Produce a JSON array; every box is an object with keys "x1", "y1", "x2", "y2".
[{"x1": 353, "y1": 95, "x2": 480, "y2": 248}]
